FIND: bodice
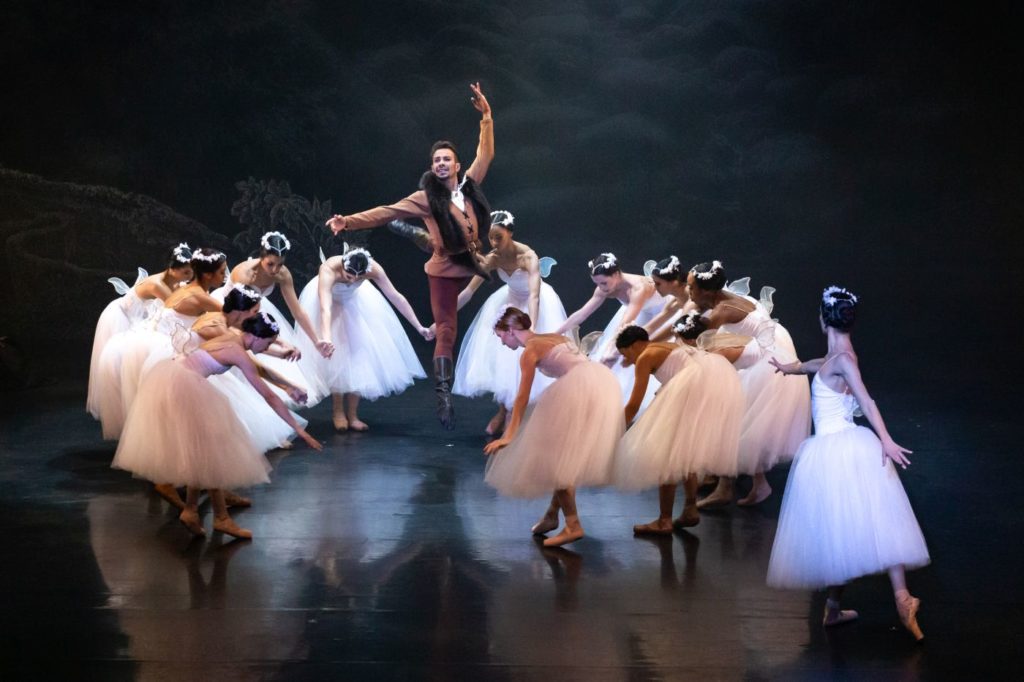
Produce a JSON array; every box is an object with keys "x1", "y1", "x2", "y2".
[
  {"x1": 497, "y1": 268, "x2": 530, "y2": 302},
  {"x1": 537, "y1": 341, "x2": 589, "y2": 379},
  {"x1": 255, "y1": 281, "x2": 276, "y2": 297},
  {"x1": 118, "y1": 288, "x2": 151, "y2": 319},
  {"x1": 178, "y1": 349, "x2": 231, "y2": 378},
  {"x1": 633, "y1": 291, "x2": 665, "y2": 325},
  {"x1": 812, "y1": 373, "x2": 860, "y2": 435},
  {"x1": 654, "y1": 346, "x2": 697, "y2": 383},
  {"x1": 151, "y1": 308, "x2": 199, "y2": 335},
  {"x1": 331, "y1": 278, "x2": 365, "y2": 300}
]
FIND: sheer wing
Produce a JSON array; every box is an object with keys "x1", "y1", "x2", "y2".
[
  {"x1": 643, "y1": 259, "x2": 657, "y2": 277},
  {"x1": 725, "y1": 276, "x2": 750, "y2": 297},
  {"x1": 538, "y1": 256, "x2": 558, "y2": 279}
]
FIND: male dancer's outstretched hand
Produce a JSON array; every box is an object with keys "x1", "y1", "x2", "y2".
[
  {"x1": 470, "y1": 82, "x2": 491, "y2": 118},
  {"x1": 326, "y1": 214, "x2": 347, "y2": 235}
]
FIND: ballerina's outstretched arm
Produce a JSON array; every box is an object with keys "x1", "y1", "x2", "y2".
[
  {"x1": 483, "y1": 343, "x2": 540, "y2": 455},
  {"x1": 314, "y1": 262, "x2": 338, "y2": 358},
  {"x1": 555, "y1": 289, "x2": 605, "y2": 335},
  {"x1": 367, "y1": 261, "x2": 434, "y2": 341},
  {"x1": 832, "y1": 352, "x2": 912, "y2": 469}
]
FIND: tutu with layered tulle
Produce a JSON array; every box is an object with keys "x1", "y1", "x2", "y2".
[
  {"x1": 485, "y1": 345, "x2": 625, "y2": 498},
  {"x1": 767, "y1": 374, "x2": 929, "y2": 588},
  {"x1": 87, "y1": 283, "x2": 158, "y2": 418},
  {"x1": 296, "y1": 277, "x2": 425, "y2": 401},
  {"x1": 614, "y1": 348, "x2": 745, "y2": 489},
  {"x1": 454, "y1": 269, "x2": 568, "y2": 408},
  {"x1": 112, "y1": 351, "x2": 272, "y2": 489},
  {"x1": 588, "y1": 293, "x2": 666, "y2": 410}
]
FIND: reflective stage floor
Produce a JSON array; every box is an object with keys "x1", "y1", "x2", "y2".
[{"x1": 0, "y1": 375, "x2": 1019, "y2": 681}]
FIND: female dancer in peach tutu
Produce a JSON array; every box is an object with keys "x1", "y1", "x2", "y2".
[
  {"x1": 483, "y1": 307, "x2": 624, "y2": 547},
  {"x1": 766, "y1": 286, "x2": 928, "y2": 640}
]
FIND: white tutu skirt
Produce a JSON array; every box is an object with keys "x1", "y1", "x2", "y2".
[
  {"x1": 296, "y1": 279, "x2": 425, "y2": 401},
  {"x1": 112, "y1": 359, "x2": 272, "y2": 489},
  {"x1": 94, "y1": 328, "x2": 168, "y2": 440},
  {"x1": 87, "y1": 299, "x2": 135, "y2": 418},
  {"x1": 766, "y1": 425, "x2": 930, "y2": 589},
  {"x1": 736, "y1": 349, "x2": 811, "y2": 475},
  {"x1": 614, "y1": 353, "x2": 745, "y2": 488},
  {"x1": 484, "y1": 362, "x2": 625, "y2": 498},
  {"x1": 589, "y1": 304, "x2": 660, "y2": 412},
  {"x1": 244, "y1": 296, "x2": 321, "y2": 408},
  {"x1": 454, "y1": 282, "x2": 567, "y2": 409}
]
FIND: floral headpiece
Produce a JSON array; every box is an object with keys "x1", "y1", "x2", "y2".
[
  {"x1": 588, "y1": 252, "x2": 617, "y2": 274},
  {"x1": 261, "y1": 231, "x2": 291, "y2": 255},
  {"x1": 492, "y1": 304, "x2": 514, "y2": 329},
  {"x1": 655, "y1": 255, "x2": 680, "y2": 276},
  {"x1": 490, "y1": 210, "x2": 515, "y2": 227},
  {"x1": 693, "y1": 260, "x2": 723, "y2": 281},
  {"x1": 342, "y1": 246, "x2": 374, "y2": 275},
  {"x1": 822, "y1": 285, "x2": 858, "y2": 307},
  {"x1": 172, "y1": 242, "x2": 192, "y2": 263},
  {"x1": 259, "y1": 311, "x2": 280, "y2": 334},
  {"x1": 231, "y1": 283, "x2": 262, "y2": 303},
  {"x1": 673, "y1": 311, "x2": 701, "y2": 336},
  {"x1": 192, "y1": 249, "x2": 225, "y2": 263}
]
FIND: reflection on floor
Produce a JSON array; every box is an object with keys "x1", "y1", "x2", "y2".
[{"x1": 0, "y1": 377, "x2": 1019, "y2": 680}]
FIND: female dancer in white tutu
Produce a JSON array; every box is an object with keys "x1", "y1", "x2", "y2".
[
  {"x1": 687, "y1": 260, "x2": 811, "y2": 506},
  {"x1": 223, "y1": 231, "x2": 329, "y2": 399},
  {"x1": 553, "y1": 253, "x2": 664, "y2": 405},
  {"x1": 95, "y1": 248, "x2": 227, "y2": 440},
  {"x1": 613, "y1": 324, "x2": 744, "y2": 533},
  {"x1": 297, "y1": 246, "x2": 433, "y2": 431},
  {"x1": 484, "y1": 307, "x2": 624, "y2": 547},
  {"x1": 766, "y1": 287, "x2": 928, "y2": 640},
  {"x1": 113, "y1": 313, "x2": 322, "y2": 539},
  {"x1": 640, "y1": 255, "x2": 695, "y2": 341},
  {"x1": 453, "y1": 210, "x2": 568, "y2": 435},
  {"x1": 88, "y1": 243, "x2": 194, "y2": 421}
]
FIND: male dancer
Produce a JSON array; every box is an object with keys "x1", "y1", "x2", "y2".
[{"x1": 326, "y1": 82, "x2": 493, "y2": 429}]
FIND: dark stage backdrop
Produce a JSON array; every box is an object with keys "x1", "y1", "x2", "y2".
[{"x1": 1, "y1": 1, "x2": 1019, "y2": 407}]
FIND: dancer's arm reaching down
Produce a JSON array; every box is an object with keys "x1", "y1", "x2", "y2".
[
  {"x1": 555, "y1": 289, "x2": 605, "y2": 334},
  {"x1": 483, "y1": 342, "x2": 540, "y2": 455},
  {"x1": 316, "y1": 263, "x2": 339, "y2": 358},
  {"x1": 277, "y1": 266, "x2": 321, "y2": 352},
  {"x1": 832, "y1": 352, "x2": 912, "y2": 469},
  {"x1": 368, "y1": 262, "x2": 435, "y2": 341},
  {"x1": 456, "y1": 276, "x2": 487, "y2": 311},
  {"x1": 524, "y1": 251, "x2": 541, "y2": 324},
  {"x1": 624, "y1": 354, "x2": 657, "y2": 426}
]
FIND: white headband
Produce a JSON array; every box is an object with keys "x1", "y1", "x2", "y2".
[{"x1": 261, "y1": 231, "x2": 291, "y2": 254}]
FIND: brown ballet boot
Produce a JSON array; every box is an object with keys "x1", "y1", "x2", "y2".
[{"x1": 434, "y1": 357, "x2": 456, "y2": 430}]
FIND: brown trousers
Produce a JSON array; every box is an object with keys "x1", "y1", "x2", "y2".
[{"x1": 428, "y1": 275, "x2": 472, "y2": 359}]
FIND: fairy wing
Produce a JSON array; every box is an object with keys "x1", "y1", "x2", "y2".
[
  {"x1": 319, "y1": 247, "x2": 327, "y2": 264},
  {"x1": 107, "y1": 277, "x2": 130, "y2": 296},
  {"x1": 759, "y1": 286, "x2": 776, "y2": 315},
  {"x1": 538, "y1": 256, "x2": 557, "y2": 279},
  {"x1": 725, "y1": 276, "x2": 750, "y2": 297},
  {"x1": 578, "y1": 331, "x2": 605, "y2": 356},
  {"x1": 643, "y1": 260, "x2": 657, "y2": 277}
]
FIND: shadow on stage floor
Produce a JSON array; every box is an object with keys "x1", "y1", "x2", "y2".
[{"x1": 0, "y1": 371, "x2": 1019, "y2": 681}]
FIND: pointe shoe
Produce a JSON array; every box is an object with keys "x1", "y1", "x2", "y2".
[
  {"x1": 823, "y1": 606, "x2": 859, "y2": 626},
  {"x1": 213, "y1": 517, "x2": 253, "y2": 540},
  {"x1": 531, "y1": 513, "x2": 560, "y2": 535},
  {"x1": 154, "y1": 484, "x2": 186, "y2": 510},
  {"x1": 179, "y1": 509, "x2": 206, "y2": 536},
  {"x1": 896, "y1": 592, "x2": 924, "y2": 641},
  {"x1": 543, "y1": 525, "x2": 584, "y2": 547},
  {"x1": 484, "y1": 409, "x2": 506, "y2": 437},
  {"x1": 633, "y1": 519, "x2": 673, "y2": 535},
  {"x1": 223, "y1": 491, "x2": 252, "y2": 508},
  {"x1": 672, "y1": 507, "x2": 700, "y2": 529}
]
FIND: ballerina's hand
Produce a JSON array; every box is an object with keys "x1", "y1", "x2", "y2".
[
  {"x1": 420, "y1": 326, "x2": 435, "y2": 341},
  {"x1": 882, "y1": 439, "x2": 912, "y2": 469},
  {"x1": 483, "y1": 437, "x2": 510, "y2": 456},
  {"x1": 600, "y1": 352, "x2": 618, "y2": 367},
  {"x1": 325, "y1": 215, "x2": 347, "y2": 235},
  {"x1": 299, "y1": 429, "x2": 323, "y2": 451},
  {"x1": 769, "y1": 358, "x2": 799, "y2": 375},
  {"x1": 287, "y1": 387, "x2": 309, "y2": 405},
  {"x1": 469, "y1": 82, "x2": 491, "y2": 117},
  {"x1": 280, "y1": 344, "x2": 301, "y2": 362},
  {"x1": 316, "y1": 340, "x2": 335, "y2": 358}
]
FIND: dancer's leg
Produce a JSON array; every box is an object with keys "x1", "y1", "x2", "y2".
[
  {"x1": 485, "y1": 404, "x2": 508, "y2": 436},
  {"x1": 544, "y1": 488, "x2": 584, "y2": 547},
  {"x1": 211, "y1": 489, "x2": 252, "y2": 539},
  {"x1": 428, "y1": 275, "x2": 470, "y2": 429},
  {"x1": 674, "y1": 474, "x2": 700, "y2": 527},
  {"x1": 532, "y1": 493, "x2": 561, "y2": 535},
  {"x1": 823, "y1": 584, "x2": 858, "y2": 626},
  {"x1": 889, "y1": 565, "x2": 924, "y2": 640},
  {"x1": 698, "y1": 476, "x2": 735, "y2": 508},
  {"x1": 179, "y1": 486, "x2": 205, "y2": 536},
  {"x1": 331, "y1": 392, "x2": 348, "y2": 431},
  {"x1": 154, "y1": 483, "x2": 185, "y2": 510},
  {"x1": 737, "y1": 471, "x2": 772, "y2": 506},
  {"x1": 345, "y1": 393, "x2": 368, "y2": 431},
  {"x1": 634, "y1": 484, "x2": 676, "y2": 535}
]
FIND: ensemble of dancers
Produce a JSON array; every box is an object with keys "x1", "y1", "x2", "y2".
[{"x1": 86, "y1": 84, "x2": 929, "y2": 641}]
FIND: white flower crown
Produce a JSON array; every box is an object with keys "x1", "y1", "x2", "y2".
[
  {"x1": 490, "y1": 210, "x2": 515, "y2": 227},
  {"x1": 259, "y1": 311, "x2": 280, "y2": 334},
  {"x1": 192, "y1": 249, "x2": 224, "y2": 263},
  {"x1": 172, "y1": 242, "x2": 192, "y2": 263},
  {"x1": 261, "y1": 231, "x2": 291, "y2": 254},
  {"x1": 492, "y1": 303, "x2": 513, "y2": 329},
  {"x1": 588, "y1": 252, "x2": 617, "y2": 273},
  {"x1": 822, "y1": 285, "x2": 858, "y2": 307},
  {"x1": 656, "y1": 255, "x2": 680, "y2": 276},
  {"x1": 673, "y1": 311, "x2": 701, "y2": 335},
  {"x1": 231, "y1": 283, "x2": 262, "y2": 303},
  {"x1": 342, "y1": 246, "x2": 374, "y2": 275},
  {"x1": 692, "y1": 259, "x2": 723, "y2": 281}
]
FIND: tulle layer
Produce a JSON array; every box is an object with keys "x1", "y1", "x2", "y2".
[
  {"x1": 736, "y1": 357, "x2": 812, "y2": 474},
  {"x1": 589, "y1": 303, "x2": 661, "y2": 411},
  {"x1": 295, "y1": 279, "x2": 425, "y2": 401},
  {"x1": 614, "y1": 353, "x2": 745, "y2": 488},
  {"x1": 484, "y1": 362, "x2": 625, "y2": 498},
  {"x1": 249, "y1": 297, "x2": 321, "y2": 408},
  {"x1": 94, "y1": 328, "x2": 169, "y2": 440},
  {"x1": 767, "y1": 425, "x2": 930, "y2": 589},
  {"x1": 88, "y1": 299, "x2": 134, "y2": 417},
  {"x1": 112, "y1": 358, "x2": 272, "y2": 489},
  {"x1": 454, "y1": 282, "x2": 567, "y2": 408}
]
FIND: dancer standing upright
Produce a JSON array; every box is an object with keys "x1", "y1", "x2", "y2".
[{"x1": 325, "y1": 82, "x2": 493, "y2": 429}]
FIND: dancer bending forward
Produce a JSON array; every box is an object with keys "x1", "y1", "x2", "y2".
[
  {"x1": 766, "y1": 287, "x2": 928, "y2": 641},
  {"x1": 613, "y1": 324, "x2": 744, "y2": 534},
  {"x1": 113, "y1": 313, "x2": 321, "y2": 539},
  {"x1": 297, "y1": 246, "x2": 432, "y2": 431},
  {"x1": 483, "y1": 307, "x2": 624, "y2": 547}
]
